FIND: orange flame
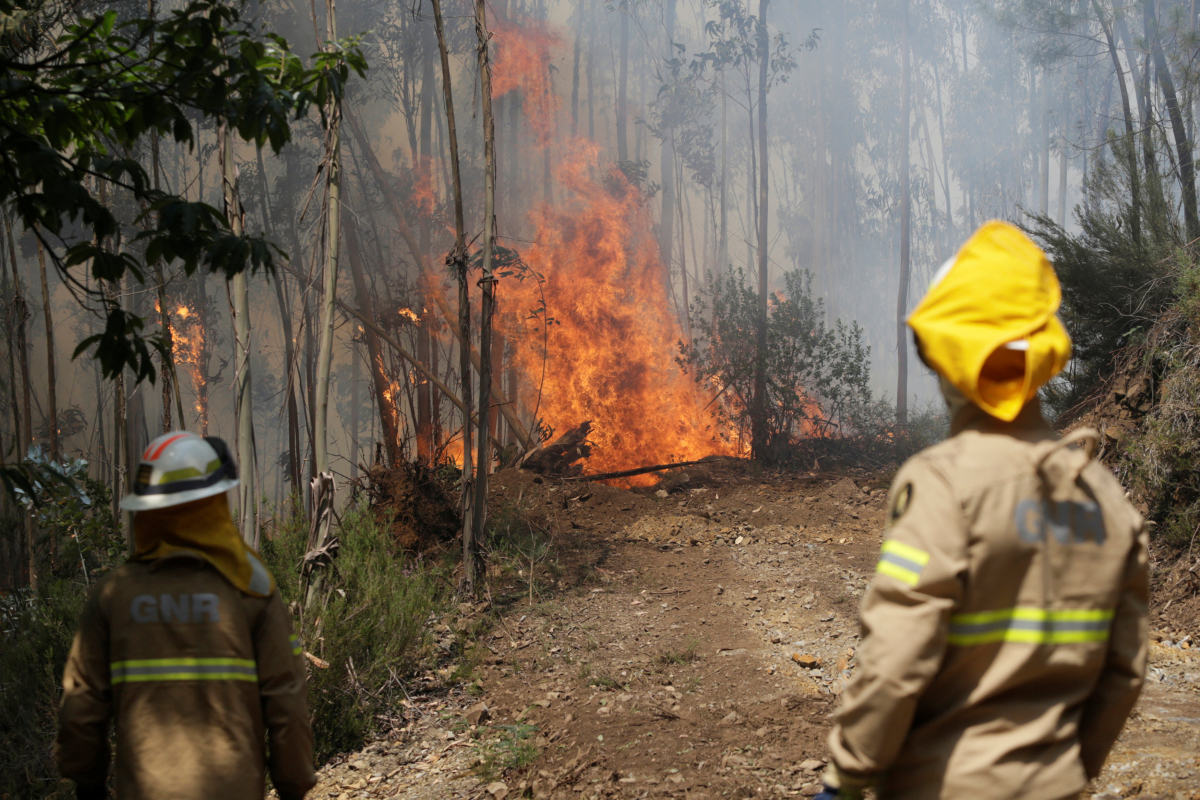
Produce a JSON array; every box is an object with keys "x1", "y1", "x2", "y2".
[
  {"x1": 398, "y1": 307, "x2": 421, "y2": 325},
  {"x1": 491, "y1": 19, "x2": 561, "y2": 145},
  {"x1": 498, "y1": 139, "x2": 733, "y2": 476},
  {"x1": 169, "y1": 302, "x2": 209, "y2": 435}
]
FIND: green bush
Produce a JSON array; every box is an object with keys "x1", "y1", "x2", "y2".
[
  {"x1": 0, "y1": 579, "x2": 88, "y2": 800},
  {"x1": 679, "y1": 267, "x2": 874, "y2": 461},
  {"x1": 261, "y1": 501, "x2": 451, "y2": 763}
]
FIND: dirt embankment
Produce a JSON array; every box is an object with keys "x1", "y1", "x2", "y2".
[{"x1": 298, "y1": 467, "x2": 1200, "y2": 800}]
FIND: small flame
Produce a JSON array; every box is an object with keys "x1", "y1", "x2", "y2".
[
  {"x1": 398, "y1": 308, "x2": 421, "y2": 324},
  {"x1": 170, "y1": 300, "x2": 209, "y2": 435}
]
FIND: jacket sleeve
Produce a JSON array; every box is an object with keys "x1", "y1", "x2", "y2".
[
  {"x1": 55, "y1": 586, "x2": 112, "y2": 790},
  {"x1": 255, "y1": 591, "x2": 316, "y2": 800},
  {"x1": 1078, "y1": 519, "x2": 1149, "y2": 778},
  {"x1": 827, "y1": 457, "x2": 967, "y2": 782}
]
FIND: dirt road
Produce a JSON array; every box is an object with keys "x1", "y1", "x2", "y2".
[{"x1": 302, "y1": 469, "x2": 1200, "y2": 800}]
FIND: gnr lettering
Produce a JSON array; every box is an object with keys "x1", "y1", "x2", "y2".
[
  {"x1": 130, "y1": 593, "x2": 221, "y2": 624},
  {"x1": 1014, "y1": 499, "x2": 1106, "y2": 545}
]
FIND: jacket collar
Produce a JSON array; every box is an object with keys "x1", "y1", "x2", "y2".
[{"x1": 949, "y1": 397, "x2": 1056, "y2": 442}]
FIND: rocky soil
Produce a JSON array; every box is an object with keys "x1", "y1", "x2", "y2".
[{"x1": 297, "y1": 467, "x2": 1200, "y2": 800}]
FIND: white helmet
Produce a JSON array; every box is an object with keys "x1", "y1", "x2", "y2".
[{"x1": 120, "y1": 432, "x2": 239, "y2": 511}]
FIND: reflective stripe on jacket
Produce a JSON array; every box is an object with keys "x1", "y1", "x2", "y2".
[
  {"x1": 827, "y1": 401, "x2": 1148, "y2": 800},
  {"x1": 55, "y1": 554, "x2": 316, "y2": 800}
]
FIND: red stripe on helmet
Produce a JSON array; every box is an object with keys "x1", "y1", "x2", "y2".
[{"x1": 146, "y1": 433, "x2": 190, "y2": 461}]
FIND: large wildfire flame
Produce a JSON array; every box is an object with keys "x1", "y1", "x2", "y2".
[{"x1": 498, "y1": 139, "x2": 730, "y2": 474}]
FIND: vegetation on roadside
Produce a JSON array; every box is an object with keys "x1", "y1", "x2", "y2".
[{"x1": 262, "y1": 501, "x2": 453, "y2": 764}]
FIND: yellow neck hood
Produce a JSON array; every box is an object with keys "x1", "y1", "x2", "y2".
[{"x1": 132, "y1": 493, "x2": 275, "y2": 597}]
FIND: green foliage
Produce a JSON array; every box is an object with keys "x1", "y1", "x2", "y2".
[
  {"x1": 1026, "y1": 122, "x2": 1181, "y2": 416},
  {"x1": 679, "y1": 267, "x2": 874, "y2": 460},
  {"x1": 0, "y1": 0, "x2": 367, "y2": 382},
  {"x1": 0, "y1": 579, "x2": 92, "y2": 799},
  {"x1": 475, "y1": 723, "x2": 540, "y2": 780},
  {"x1": 261, "y1": 502, "x2": 450, "y2": 763}
]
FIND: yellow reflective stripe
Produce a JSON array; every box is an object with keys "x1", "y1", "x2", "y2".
[
  {"x1": 156, "y1": 458, "x2": 222, "y2": 485},
  {"x1": 880, "y1": 539, "x2": 930, "y2": 566},
  {"x1": 111, "y1": 657, "x2": 257, "y2": 684},
  {"x1": 875, "y1": 539, "x2": 931, "y2": 586},
  {"x1": 112, "y1": 658, "x2": 256, "y2": 669},
  {"x1": 948, "y1": 608, "x2": 1115, "y2": 646},
  {"x1": 289, "y1": 634, "x2": 302, "y2": 656},
  {"x1": 115, "y1": 672, "x2": 258, "y2": 684},
  {"x1": 876, "y1": 559, "x2": 921, "y2": 586}
]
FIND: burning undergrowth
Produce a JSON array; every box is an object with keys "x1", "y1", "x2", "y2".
[
  {"x1": 497, "y1": 139, "x2": 731, "y2": 476},
  {"x1": 360, "y1": 460, "x2": 460, "y2": 552}
]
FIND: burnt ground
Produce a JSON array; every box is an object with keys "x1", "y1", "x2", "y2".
[{"x1": 296, "y1": 467, "x2": 1200, "y2": 800}]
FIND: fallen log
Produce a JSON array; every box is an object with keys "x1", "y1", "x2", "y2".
[
  {"x1": 519, "y1": 421, "x2": 593, "y2": 475},
  {"x1": 561, "y1": 455, "x2": 731, "y2": 482}
]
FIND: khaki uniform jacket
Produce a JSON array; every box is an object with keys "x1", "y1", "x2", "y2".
[
  {"x1": 828, "y1": 402, "x2": 1148, "y2": 800},
  {"x1": 55, "y1": 553, "x2": 316, "y2": 800}
]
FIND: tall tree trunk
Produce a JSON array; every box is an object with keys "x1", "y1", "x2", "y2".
[
  {"x1": 617, "y1": 2, "x2": 629, "y2": 163},
  {"x1": 432, "y1": 0, "x2": 477, "y2": 593},
  {"x1": 719, "y1": 69, "x2": 728, "y2": 273},
  {"x1": 750, "y1": 0, "x2": 770, "y2": 459},
  {"x1": 345, "y1": 225, "x2": 402, "y2": 466},
  {"x1": 314, "y1": 5, "x2": 342, "y2": 482},
  {"x1": 257, "y1": 146, "x2": 301, "y2": 492},
  {"x1": 34, "y1": 237, "x2": 57, "y2": 461},
  {"x1": 660, "y1": 0, "x2": 677, "y2": 291},
  {"x1": 1093, "y1": 0, "x2": 1140, "y2": 247},
  {"x1": 571, "y1": 0, "x2": 584, "y2": 135},
  {"x1": 471, "y1": 0, "x2": 498, "y2": 597},
  {"x1": 896, "y1": 0, "x2": 911, "y2": 425},
  {"x1": 416, "y1": 48, "x2": 435, "y2": 461},
  {"x1": 219, "y1": 120, "x2": 257, "y2": 545},
  {"x1": 1146, "y1": 0, "x2": 1200, "y2": 244},
  {"x1": 2, "y1": 214, "x2": 19, "y2": 459},
  {"x1": 1039, "y1": 67, "x2": 1051, "y2": 215},
  {"x1": 587, "y1": 0, "x2": 596, "y2": 140},
  {"x1": 1058, "y1": 73, "x2": 1069, "y2": 226}
]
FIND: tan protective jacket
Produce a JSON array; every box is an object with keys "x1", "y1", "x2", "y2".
[
  {"x1": 55, "y1": 553, "x2": 315, "y2": 800},
  {"x1": 828, "y1": 402, "x2": 1148, "y2": 800}
]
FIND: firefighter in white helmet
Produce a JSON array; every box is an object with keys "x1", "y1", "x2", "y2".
[
  {"x1": 55, "y1": 432, "x2": 315, "y2": 800},
  {"x1": 817, "y1": 221, "x2": 1148, "y2": 800}
]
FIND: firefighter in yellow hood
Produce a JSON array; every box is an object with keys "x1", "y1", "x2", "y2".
[
  {"x1": 817, "y1": 221, "x2": 1148, "y2": 800},
  {"x1": 55, "y1": 432, "x2": 315, "y2": 800}
]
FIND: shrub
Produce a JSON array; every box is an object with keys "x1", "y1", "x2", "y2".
[
  {"x1": 679, "y1": 267, "x2": 874, "y2": 461},
  {"x1": 0, "y1": 579, "x2": 88, "y2": 800},
  {"x1": 261, "y1": 501, "x2": 451, "y2": 763}
]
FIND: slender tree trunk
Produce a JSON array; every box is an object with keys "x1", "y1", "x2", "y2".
[
  {"x1": 2, "y1": 215, "x2": 19, "y2": 460},
  {"x1": 617, "y1": 2, "x2": 629, "y2": 163},
  {"x1": 416, "y1": 49, "x2": 435, "y2": 461},
  {"x1": 1147, "y1": 0, "x2": 1200, "y2": 244},
  {"x1": 9, "y1": 221, "x2": 35, "y2": 585},
  {"x1": 257, "y1": 147, "x2": 301, "y2": 492},
  {"x1": 587, "y1": 0, "x2": 596, "y2": 140},
  {"x1": 431, "y1": 0, "x2": 477, "y2": 592},
  {"x1": 571, "y1": 0, "x2": 584, "y2": 135},
  {"x1": 750, "y1": 0, "x2": 770, "y2": 459},
  {"x1": 719, "y1": 70, "x2": 728, "y2": 273},
  {"x1": 34, "y1": 237, "x2": 57, "y2": 461},
  {"x1": 1040, "y1": 67, "x2": 1051, "y2": 215},
  {"x1": 896, "y1": 0, "x2": 911, "y2": 425},
  {"x1": 470, "y1": 0, "x2": 498, "y2": 596},
  {"x1": 219, "y1": 120, "x2": 257, "y2": 545},
  {"x1": 660, "y1": 0, "x2": 677, "y2": 290},
  {"x1": 1094, "y1": 0, "x2": 1141, "y2": 247},
  {"x1": 1058, "y1": 73, "x2": 1069, "y2": 226},
  {"x1": 314, "y1": 6, "x2": 342, "y2": 482}
]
